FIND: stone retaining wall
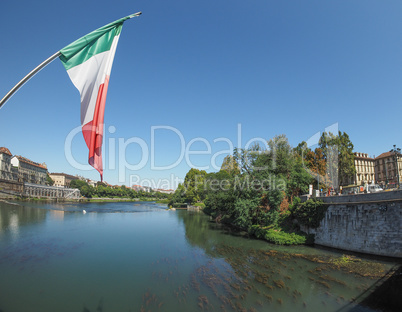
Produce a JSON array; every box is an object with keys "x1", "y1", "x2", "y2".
[{"x1": 301, "y1": 190, "x2": 402, "y2": 258}]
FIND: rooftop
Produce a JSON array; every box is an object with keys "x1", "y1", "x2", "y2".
[
  {"x1": 14, "y1": 155, "x2": 47, "y2": 169},
  {"x1": 0, "y1": 147, "x2": 12, "y2": 156},
  {"x1": 375, "y1": 151, "x2": 396, "y2": 160},
  {"x1": 354, "y1": 152, "x2": 374, "y2": 160},
  {"x1": 50, "y1": 173, "x2": 77, "y2": 180}
]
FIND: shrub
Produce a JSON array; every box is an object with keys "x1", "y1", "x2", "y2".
[
  {"x1": 263, "y1": 229, "x2": 307, "y2": 245},
  {"x1": 293, "y1": 199, "x2": 327, "y2": 228},
  {"x1": 249, "y1": 225, "x2": 308, "y2": 245},
  {"x1": 195, "y1": 202, "x2": 205, "y2": 208}
]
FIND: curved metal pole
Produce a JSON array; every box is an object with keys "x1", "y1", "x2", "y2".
[
  {"x1": 0, "y1": 51, "x2": 62, "y2": 109},
  {"x1": 0, "y1": 11, "x2": 142, "y2": 110}
]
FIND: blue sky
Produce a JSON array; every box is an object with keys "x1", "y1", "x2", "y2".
[{"x1": 1, "y1": 0, "x2": 401, "y2": 188}]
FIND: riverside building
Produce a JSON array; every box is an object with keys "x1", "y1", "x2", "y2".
[
  {"x1": 11, "y1": 155, "x2": 48, "y2": 185},
  {"x1": 375, "y1": 151, "x2": 402, "y2": 188},
  {"x1": 354, "y1": 153, "x2": 376, "y2": 185}
]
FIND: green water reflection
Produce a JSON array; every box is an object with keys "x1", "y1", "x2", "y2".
[{"x1": 0, "y1": 201, "x2": 399, "y2": 312}]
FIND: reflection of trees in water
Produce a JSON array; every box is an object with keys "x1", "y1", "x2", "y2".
[
  {"x1": 177, "y1": 210, "x2": 250, "y2": 255},
  {"x1": 176, "y1": 211, "x2": 394, "y2": 312},
  {"x1": 0, "y1": 208, "x2": 85, "y2": 275},
  {"x1": 0, "y1": 202, "x2": 84, "y2": 272},
  {"x1": 177, "y1": 210, "x2": 221, "y2": 254},
  {"x1": 0, "y1": 201, "x2": 46, "y2": 233}
]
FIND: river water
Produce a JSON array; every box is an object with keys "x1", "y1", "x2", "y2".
[{"x1": 0, "y1": 200, "x2": 399, "y2": 312}]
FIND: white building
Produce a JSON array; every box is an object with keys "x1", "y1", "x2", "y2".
[
  {"x1": 11, "y1": 155, "x2": 48, "y2": 185},
  {"x1": 132, "y1": 185, "x2": 152, "y2": 192},
  {"x1": 49, "y1": 173, "x2": 77, "y2": 188},
  {"x1": 354, "y1": 153, "x2": 376, "y2": 185},
  {"x1": 86, "y1": 179, "x2": 97, "y2": 187}
]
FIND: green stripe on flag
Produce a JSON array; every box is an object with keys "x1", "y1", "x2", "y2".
[
  {"x1": 59, "y1": 15, "x2": 130, "y2": 70},
  {"x1": 60, "y1": 26, "x2": 122, "y2": 70}
]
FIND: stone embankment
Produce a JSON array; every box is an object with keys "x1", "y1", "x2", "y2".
[{"x1": 302, "y1": 190, "x2": 402, "y2": 258}]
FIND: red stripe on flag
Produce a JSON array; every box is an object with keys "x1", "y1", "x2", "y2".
[{"x1": 82, "y1": 76, "x2": 110, "y2": 181}]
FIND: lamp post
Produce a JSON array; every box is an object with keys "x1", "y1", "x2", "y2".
[{"x1": 390, "y1": 145, "x2": 401, "y2": 188}]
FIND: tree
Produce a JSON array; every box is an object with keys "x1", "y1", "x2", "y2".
[
  {"x1": 70, "y1": 179, "x2": 88, "y2": 189},
  {"x1": 337, "y1": 132, "x2": 356, "y2": 186},
  {"x1": 46, "y1": 174, "x2": 54, "y2": 186},
  {"x1": 287, "y1": 157, "x2": 314, "y2": 199},
  {"x1": 294, "y1": 141, "x2": 310, "y2": 159},
  {"x1": 80, "y1": 185, "x2": 93, "y2": 198},
  {"x1": 233, "y1": 144, "x2": 265, "y2": 175},
  {"x1": 319, "y1": 132, "x2": 339, "y2": 188},
  {"x1": 319, "y1": 131, "x2": 356, "y2": 187},
  {"x1": 169, "y1": 183, "x2": 187, "y2": 207},
  {"x1": 267, "y1": 134, "x2": 294, "y2": 178},
  {"x1": 69, "y1": 179, "x2": 94, "y2": 198},
  {"x1": 220, "y1": 155, "x2": 240, "y2": 175},
  {"x1": 183, "y1": 168, "x2": 207, "y2": 204},
  {"x1": 305, "y1": 148, "x2": 326, "y2": 176}
]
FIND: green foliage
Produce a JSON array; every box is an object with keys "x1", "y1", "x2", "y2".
[
  {"x1": 170, "y1": 168, "x2": 208, "y2": 205},
  {"x1": 204, "y1": 187, "x2": 237, "y2": 222},
  {"x1": 46, "y1": 174, "x2": 54, "y2": 186},
  {"x1": 319, "y1": 131, "x2": 356, "y2": 187},
  {"x1": 293, "y1": 199, "x2": 328, "y2": 228},
  {"x1": 194, "y1": 202, "x2": 205, "y2": 208},
  {"x1": 286, "y1": 158, "x2": 314, "y2": 199},
  {"x1": 80, "y1": 185, "x2": 93, "y2": 198},
  {"x1": 263, "y1": 230, "x2": 307, "y2": 245},
  {"x1": 220, "y1": 155, "x2": 240, "y2": 175},
  {"x1": 169, "y1": 183, "x2": 187, "y2": 206},
  {"x1": 173, "y1": 132, "x2": 354, "y2": 246},
  {"x1": 69, "y1": 179, "x2": 167, "y2": 199},
  {"x1": 232, "y1": 198, "x2": 260, "y2": 229},
  {"x1": 69, "y1": 179, "x2": 87, "y2": 189},
  {"x1": 337, "y1": 132, "x2": 356, "y2": 186},
  {"x1": 249, "y1": 225, "x2": 308, "y2": 245},
  {"x1": 288, "y1": 196, "x2": 301, "y2": 212},
  {"x1": 198, "y1": 135, "x2": 314, "y2": 245}
]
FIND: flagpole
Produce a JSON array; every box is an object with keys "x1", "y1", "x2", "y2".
[
  {"x1": 0, "y1": 51, "x2": 62, "y2": 109},
  {"x1": 0, "y1": 11, "x2": 142, "y2": 110}
]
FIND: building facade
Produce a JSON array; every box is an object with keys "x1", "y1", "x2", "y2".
[
  {"x1": 132, "y1": 185, "x2": 152, "y2": 192},
  {"x1": 155, "y1": 188, "x2": 175, "y2": 194},
  {"x1": 49, "y1": 173, "x2": 77, "y2": 188},
  {"x1": 11, "y1": 156, "x2": 48, "y2": 185},
  {"x1": 354, "y1": 152, "x2": 376, "y2": 185},
  {"x1": 375, "y1": 151, "x2": 402, "y2": 187},
  {"x1": 86, "y1": 179, "x2": 97, "y2": 187},
  {"x1": 0, "y1": 147, "x2": 13, "y2": 181}
]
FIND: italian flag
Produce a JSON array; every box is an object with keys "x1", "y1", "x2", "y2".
[{"x1": 59, "y1": 13, "x2": 141, "y2": 181}]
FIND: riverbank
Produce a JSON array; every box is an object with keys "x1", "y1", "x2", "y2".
[
  {"x1": 85, "y1": 197, "x2": 166, "y2": 203},
  {"x1": 1, "y1": 196, "x2": 164, "y2": 203},
  {"x1": 84, "y1": 197, "x2": 139, "y2": 202}
]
